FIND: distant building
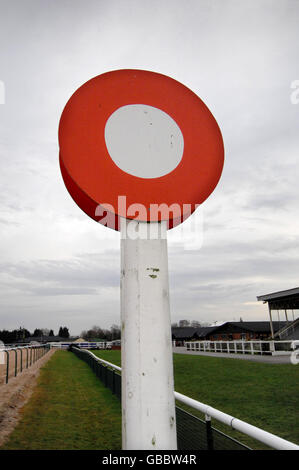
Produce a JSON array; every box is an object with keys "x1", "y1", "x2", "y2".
[
  {"x1": 16, "y1": 335, "x2": 69, "y2": 344},
  {"x1": 206, "y1": 321, "x2": 286, "y2": 341},
  {"x1": 172, "y1": 326, "x2": 219, "y2": 345},
  {"x1": 111, "y1": 339, "x2": 121, "y2": 350},
  {"x1": 73, "y1": 337, "x2": 86, "y2": 343},
  {"x1": 172, "y1": 321, "x2": 287, "y2": 344}
]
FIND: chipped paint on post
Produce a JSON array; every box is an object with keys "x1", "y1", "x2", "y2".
[{"x1": 120, "y1": 218, "x2": 177, "y2": 450}]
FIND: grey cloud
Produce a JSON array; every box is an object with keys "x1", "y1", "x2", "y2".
[
  {"x1": 27, "y1": 287, "x2": 99, "y2": 296},
  {"x1": 0, "y1": 0, "x2": 299, "y2": 332},
  {"x1": 0, "y1": 254, "x2": 119, "y2": 290}
]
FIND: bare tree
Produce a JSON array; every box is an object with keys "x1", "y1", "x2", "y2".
[
  {"x1": 111, "y1": 324, "x2": 121, "y2": 340},
  {"x1": 178, "y1": 320, "x2": 190, "y2": 328}
]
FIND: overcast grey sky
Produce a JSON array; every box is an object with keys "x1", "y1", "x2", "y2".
[{"x1": 0, "y1": 0, "x2": 299, "y2": 335}]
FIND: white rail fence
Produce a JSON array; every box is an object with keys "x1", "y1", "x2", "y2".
[
  {"x1": 184, "y1": 340, "x2": 299, "y2": 356},
  {"x1": 85, "y1": 350, "x2": 299, "y2": 450},
  {"x1": 49, "y1": 341, "x2": 112, "y2": 349},
  {"x1": 0, "y1": 345, "x2": 50, "y2": 384},
  {"x1": 174, "y1": 392, "x2": 298, "y2": 451}
]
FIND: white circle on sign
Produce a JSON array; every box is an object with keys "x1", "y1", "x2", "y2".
[{"x1": 104, "y1": 104, "x2": 184, "y2": 178}]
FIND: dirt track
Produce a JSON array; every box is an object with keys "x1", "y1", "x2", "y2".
[{"x1": 0, "y1": 348, "x2": 56, "y2": 447}]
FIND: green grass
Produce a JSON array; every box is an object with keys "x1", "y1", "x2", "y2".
[
  {"x1": 2, "y1": 348, "x2": 298, "y2": 450},
  {"x1": 1, "y1": 350, "x2": 121, "y2": 450},
  {"x1": 92, "y1": 350, "x2": 299, "y2": 449}
]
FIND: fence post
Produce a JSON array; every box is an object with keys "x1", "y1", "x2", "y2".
[
  {"x1": 112, "y1": 370, "x2": 116, "y2": 394},
  {"x1": 19, "y1": 348, "x2": 23, "y2": 372},
  {"x1": 26, "y1": 347, "x2": 29, "y2": 368},
  {"x1": 13, "y1": 349, "x2": 17, "y2": 376},
  {"x1": 270, "y1": 341, "x2": 275, "y2": 355},
  {"x1": 205, "y1": 414, "x2": 214, "y2": 450},
  {"x1": 104, "y1": 366, "x2": 108, "y2": 387},
  {"x1": 5, "y1": 350, "x2": 9, "y2": 384}
]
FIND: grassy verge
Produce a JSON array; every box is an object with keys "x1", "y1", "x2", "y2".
[
  {"x1": 1, "y1": 350, "x2": 121, "y2": 450},
  {"x1": 92, "y1": 350, "x2": 299, "y2": 449}
]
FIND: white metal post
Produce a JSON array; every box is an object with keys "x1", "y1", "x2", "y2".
[
  {"x1": 268, "y1": 304, "x2": 275, "y2": 339},
  {"x1": 120, "y1": 218, "x2": 177, "y2": 450}
]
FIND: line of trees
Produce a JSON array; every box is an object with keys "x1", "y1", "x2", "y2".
[
  {"x1": 80, "y1": 324, "x2": 121, "y2": 341},
  {"x1": 0, "y1": 320, "x2": 211, "y2": 344},
  {"x1": 0, "y1": 326, "x2": 70, "y2": 344},
  {"x1": 80, "y1": 321, "x2": 210, "y2": 342}
]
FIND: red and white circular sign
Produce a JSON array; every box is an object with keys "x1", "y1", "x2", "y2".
[{"x1": 59, "y1": 69, "x2": 224, "y2": 230}]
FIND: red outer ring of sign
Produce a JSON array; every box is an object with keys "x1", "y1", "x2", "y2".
[{"x1": 59, "y1": 69, "x2": 224, "y2": 230}]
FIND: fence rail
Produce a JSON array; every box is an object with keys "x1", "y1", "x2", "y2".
[
  {"x1": 71, "y1": 347, "x2": 299, "y2": 450},
  {"x1": 0, "y1": 345, "x2": 50, "y2": 385},
  {"x1": 185, "y1": 340, "x2": 299, "y2": 356},
  {"x1": 49, "y1": 341, "x2": 112, "y2": 349}
]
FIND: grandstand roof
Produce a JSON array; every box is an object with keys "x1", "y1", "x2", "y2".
[
  {"x1": 214, "y1": 321, "x2": 287, "y2": 333},
  {"x1": 257, "y1": 287, "x2": 299, "y2": 310}
]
